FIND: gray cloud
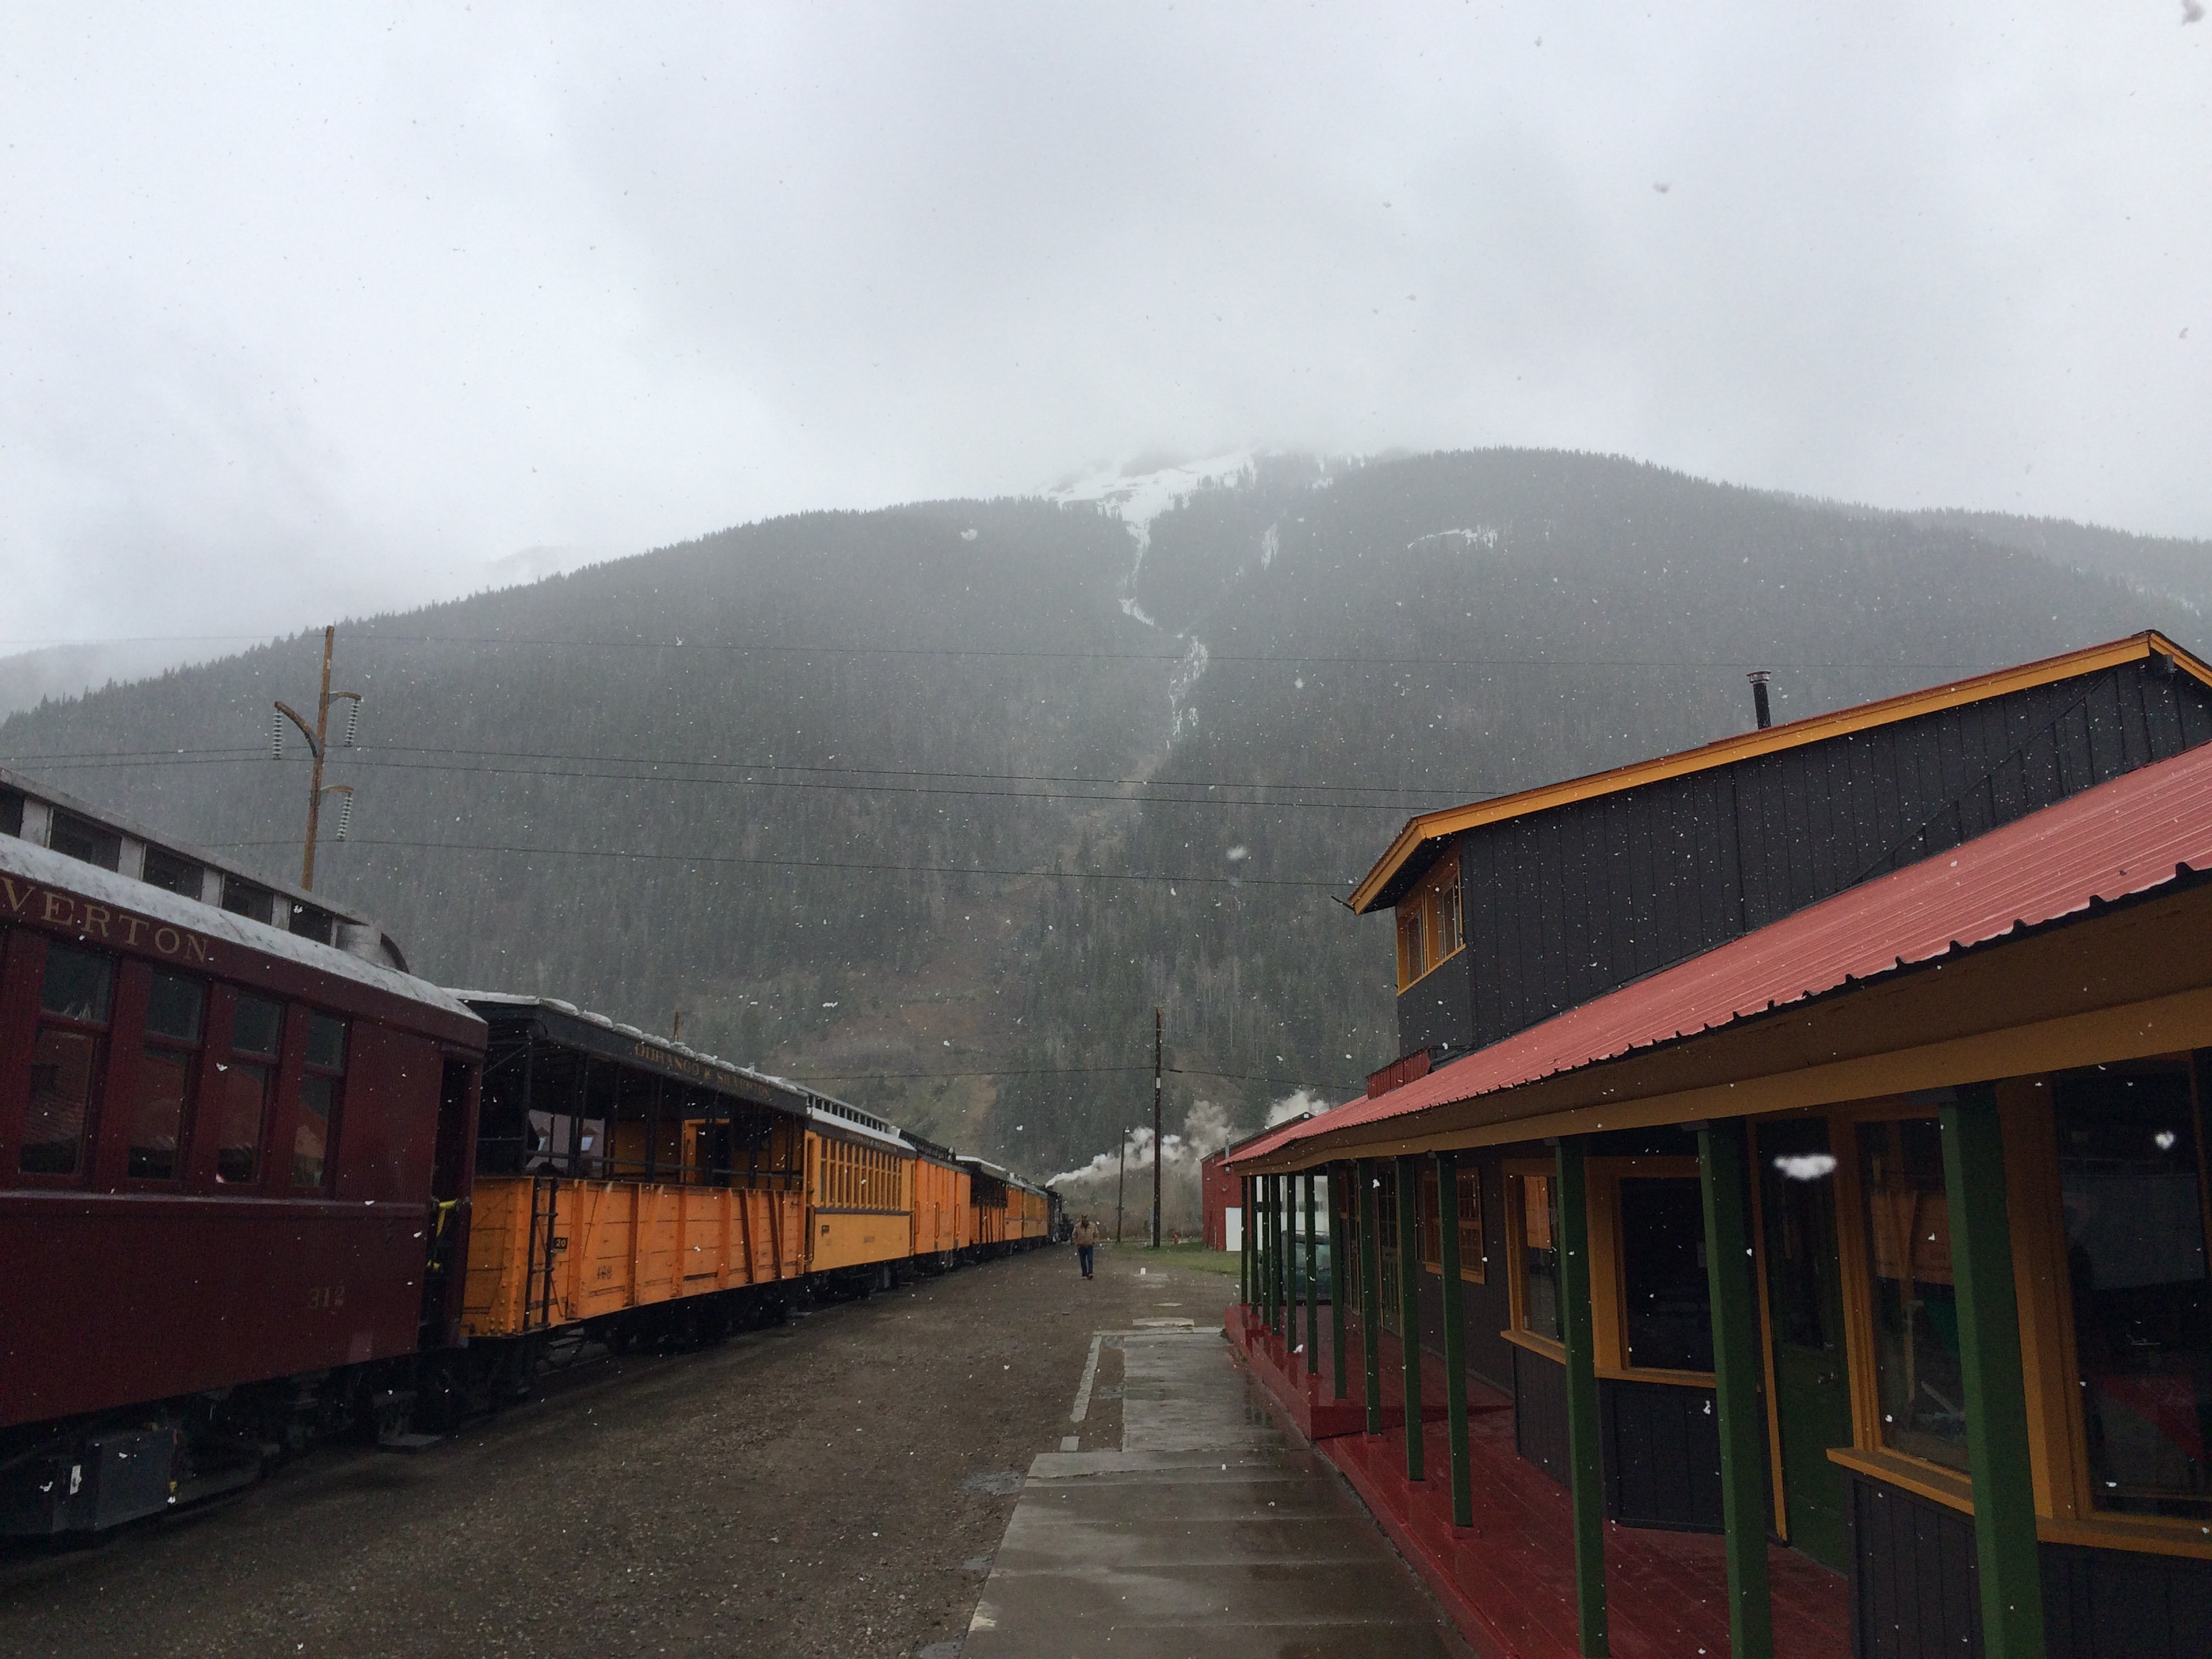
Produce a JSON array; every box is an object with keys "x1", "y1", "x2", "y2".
[{"x1": 3, "y1": 3, "x2": 2207, "y2": 647}]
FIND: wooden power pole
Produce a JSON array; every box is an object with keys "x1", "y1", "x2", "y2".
[
  {"x1": 273, "y1": 624, "x2": 361, "y2": 891},
  {"x1": 1151, "y1": 1006, "x2": 1163, "y2": 1248}
]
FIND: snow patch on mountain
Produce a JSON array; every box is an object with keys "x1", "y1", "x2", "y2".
[{"x1": 1049, "y1": 451, "x2": 1256, "y2": 628}]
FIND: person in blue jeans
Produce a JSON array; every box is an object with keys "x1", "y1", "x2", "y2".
[{"x1": 1071, "y1": 1215, "x2": 1101, "y2": 1279}]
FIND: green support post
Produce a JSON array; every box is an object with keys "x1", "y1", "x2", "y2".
[
  {"x1": 1359, "y1": 1159, "x2": 1384, "y2": 1435},
  {"x1": 1305, "y1": 1169, "x2": 1322, "y2": 1376},
  {"x1": 1239, "y1": 1175, "x2": 1252, "y2": 1315},
  {"x1": 1941, "y1": 1090, "x2": 2048, "y2": 1659},
  {"x1": 1557, "y1": 1136, "x2": 1609, "y2": 1658},
  {"x1": 1273, "y1": 1174, "x2": 1290, "y2": 1338},
  {"x1": 1435, "y1": 1149, "x2": 1474, "y2": 1526},
  {"x1": 1396, "y1": 1153, "x2": 1425, "y2": 1482},
  {"x1": 1330, "y1": 1162, "x2": 1349, "y2": 1401},
  {"x1": 1258, "y1": 1175, "x2": 1273, "y2": 1332},
  {"x1": 1698, "y1": 1118, "x2": 1774, "y2": 1659}
]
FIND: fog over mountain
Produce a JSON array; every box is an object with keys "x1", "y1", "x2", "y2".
[{"x1": 4, "y1": 449, "x2": 2205, "y2": 1181}]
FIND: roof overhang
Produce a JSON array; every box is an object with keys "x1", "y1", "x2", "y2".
[
  {"x1": 1235, "y1": 876, "x2": 2212, "y2": 1174},
  {"x1": 1347, "y1": 630, "x2": 2212, "y2": 914}
]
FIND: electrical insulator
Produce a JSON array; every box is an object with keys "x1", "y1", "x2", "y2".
[
  {"x1": 270, "y1": 710, "x2": 285, "y2": 759},
  {"x1": 342, "y1": 700, "x2": 361, "y2": 747},
  {"x1": 334, "y1": 794, "x2": 354, "y2": 843}
]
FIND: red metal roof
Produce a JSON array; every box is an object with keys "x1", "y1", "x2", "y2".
[{"x1": 1233, "y1": 739, "x2": 2212, "y2": 1168}]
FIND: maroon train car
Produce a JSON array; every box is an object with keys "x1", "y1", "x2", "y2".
[{"x1": 0, "y1": 782, "x2": 484, "y2": 1535}]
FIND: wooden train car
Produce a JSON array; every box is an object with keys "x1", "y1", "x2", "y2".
[
  {"x1": 958, "y1": 1157, "x2": 1056, "y2": 1254},
  {"x1": 455, "y1": 996, "x2": 812, "y2": 1346},
  {"x1": 0, "y1": 787, "x2": 485, "y2": 1536},
  {"x1": 0, "y1": 773, "x2": 1061, "y2": 1536}
]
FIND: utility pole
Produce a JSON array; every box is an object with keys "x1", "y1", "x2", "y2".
[
  {"x1": 1115, "y1": 1128, "x2": 1128, "y2": 1244},
  {"x1": 1151, "y1": 1006, "x2": 1163, "y2": 1248},
  {"x1": 272, "y1": 624, "x2": 362, "y2": 891}
]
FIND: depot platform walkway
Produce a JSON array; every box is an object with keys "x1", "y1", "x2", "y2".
[
  {"x1": 958, "y1": 1323, "x2": 1471, "y2": 1658},
  {"x1": 1230, "y1": 1308, "x2": 1852, "y2": 1659}
]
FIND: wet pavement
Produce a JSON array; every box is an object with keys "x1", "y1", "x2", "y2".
[{"x1": 959, "y1": 1324, "x2": 1471, "y2": 1658}]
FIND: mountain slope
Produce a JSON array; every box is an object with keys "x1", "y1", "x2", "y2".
[{"x1": 4, "y1": 449, "x2": 2204, "y2": 1185}]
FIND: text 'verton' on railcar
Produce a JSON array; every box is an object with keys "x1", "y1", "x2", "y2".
[{"x1": 0, "y1": 832, "x2": 485, "y2": 1536}]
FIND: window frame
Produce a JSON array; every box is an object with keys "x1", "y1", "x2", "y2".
[
  {"x1": 1582, "y1": 1154, "x2": 1715, "y2": 1388},
  {"x1": 291, "y1": 1008, "x2": 346, "y2": 1193},
  {"x1": 118, "y1": 964, "x2": 206, "y2": 1188},
  {"x1": 18, "y1": 938, "x2": 115, "y2": 1185},
  {"x1": 1502, "y1": 1157, "x2": 1566, "y2": 1361},
  {"x1": 1417, "y1": 1160, "x2": 1487, "y2": 1284}
]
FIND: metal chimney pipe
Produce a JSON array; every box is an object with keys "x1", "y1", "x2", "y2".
[{"x1": 1748, "y1": 670, "x2": 1773, "y2": 729}]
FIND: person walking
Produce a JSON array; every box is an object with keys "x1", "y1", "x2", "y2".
[{"x1": 1071, "y1": 1214, "x2": 1101, "y2": 1279}]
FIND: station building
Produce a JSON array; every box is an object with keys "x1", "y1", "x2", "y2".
[{"x1": 1228, "y1": 632, "x2": 2212, "y2": 1659}]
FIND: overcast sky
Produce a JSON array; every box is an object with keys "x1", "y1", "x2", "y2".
[{"x1": 3, "y1": 3, "x2": 2207, "y2": 650}]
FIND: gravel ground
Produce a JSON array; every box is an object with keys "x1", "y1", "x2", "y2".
[{"x1": 0, "y1": 1243, "x2": 1233, "y2": 1659}]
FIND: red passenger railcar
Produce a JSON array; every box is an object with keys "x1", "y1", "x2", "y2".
[{"x1": 0, "y1": 811, "x2": 484, "y2": 1535}]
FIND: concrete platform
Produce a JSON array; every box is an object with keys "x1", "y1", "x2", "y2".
[{"x1": 960, "y1": 1328, "x2": 1471, "y2": 1658}]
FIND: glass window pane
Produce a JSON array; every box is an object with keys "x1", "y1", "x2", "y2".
[
  {"x1": 293, "y1": 1073, "x2": 335, "y2": 1188},
  {"x1": 305, "y1": 1011, "x2": 346, "y2": 1072},
  {"x1": 1858, "y1": 1118, "x2": 1967, "y2": 1471},
  {"x1": 40, "y1": 943, "x2": 112, "y2": 1024},
  {"x1": 2055, "y1": 1063, "x2": 2211, "y2": 1517},
  {"x1": 129, "y1": 1045, "x2": 192, "y2": 1180},
  {"x1": 1521, "y1": 1173, "x2": 1562, "y2": 1341},
  {"x1": 1759, "y1": 1118, "x2": 1842, "y2": 1351},
  {"x1": 232, "y1": 994, "x2": 283, "y2": 1059},
  {"x1": 1620, "y1": 1176, "x2": 1713, "y2": 1372},
  {"x1": 216, "y1": 1060, "x2": 269, "y2": 1183},
  {"x1": 140, "y1": 845, "x2": 202, "y2": 897},
  {"x1": 22, "y1": 1027, "x2": 100, "y2": 1174},
  {"x1": 145, "y1": 971, "x2": 205, "y2": 1044},
  {"x1": 48, "y1": 812, "x2": 121, "y2": 870}
]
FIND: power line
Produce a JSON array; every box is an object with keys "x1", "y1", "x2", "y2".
[
  {"x1": 3, "y1": 742, "x2": 1502, "y2": 809},
  {"x1": 0, "y1": 631, "x2": 1977, "y2": 672},
  {"x1": 192, "y1": 835, "x2": 1353, "y2": 887}
]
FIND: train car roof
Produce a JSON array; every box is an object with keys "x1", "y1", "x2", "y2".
[
  {"x1": 902, "y1": 1128, "x2": 967, "y2": 1170},
  {"x1": 2, "y1": 766, "x2": 412, "y2": 970},
  {"x1": 956, "y1": 1155, "x2": 1047, "y2": 1194},
  {"x1": 449, "y1": 991, "x2": 815, "y2": 1117},
  {"x1": 805, "y1": 1090, "x2": 909, "y2": 1152},
  {"x1": 1, "y1": 834, "x2": 483, "y2": 1042}
]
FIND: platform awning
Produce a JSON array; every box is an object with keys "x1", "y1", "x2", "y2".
[{"x1": 1233, "y1": 735, "x2": 2212, "y2": 1172}]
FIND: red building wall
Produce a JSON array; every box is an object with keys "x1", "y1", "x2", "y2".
[{"x1": 1201, "y1": 1151, "x2": 1236, "y2": 1250}]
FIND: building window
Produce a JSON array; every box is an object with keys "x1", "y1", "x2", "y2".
[
  {"x1": 1856, "y1": 1116, "x2": 1966, "y2": 1473},
  {"x1": 129, "y1": 970, "x2": 205, "y2": 1181},
  {"x1": 294, "y1": 1011, "x2": 345, "y2": 1189},
  {"x1": 2055, "y1": 1061, "x2": 2211, "y2": 1518},
  {"x1": 22, "y1": 943, "x2": 113, "y2": 1176},
  {"x1": 1418, "y1": 1162, "x2": 1486, "y2": 1282},
  {"x1": 141, "y1": 845, "x2": 203, "y2": 899},
  {"x1": 1396, "y1": 907, "x2": 1424, "y2": 989},
  {"x1": 47, "y1": 811, "x2": 121, "y2": 872},
  {"x1": 1509, "y1": 1168, "x2": 1563, "y2": 1345},
  {"x1": 217, "y1": 993, "x2": 283, "y2": 1185},
  {"x1": 1617, "y1": 1176, "x2": 1713, "y2": 1373}
]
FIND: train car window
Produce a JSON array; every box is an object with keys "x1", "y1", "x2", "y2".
[
  {"x1": 0, "y1": 787, "x2": 22, "y2": 838},
  {"x1": 47, "y1": 811, "x2": 122, "y2": 871},
  {"x1": 220, "y1": 878, "x2": 276, "y2": 926},
  {"x1": 216, "y1": 994, "x2": 283, "y2": 1185},
  {"x1": 128, "y1": 971, "x2": 205, "y2": 1181},
  {"x1": 231, "y1": 994, "x2": 282, "y2": 1059},
  {"x1": 140, "y1": 845, "x2": 203, "y2": 898},
  {"x1": 21, "y1": 943, "x2": 114, "y2": 1176},
  {"x1": 288, "y1": 902, "x2": 337, "y2": 945},
  {"x1": 293, "y1": 1012, "x2": 346, "y2": 1189}
]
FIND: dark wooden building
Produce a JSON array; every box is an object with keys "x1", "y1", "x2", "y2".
[
  {"x1": 1230, "y1": 632, "x2": 2212, "y2": 1659},
  {"x1": 1358, "y1": 632, "x2": 2212, "y2": 1066}
]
